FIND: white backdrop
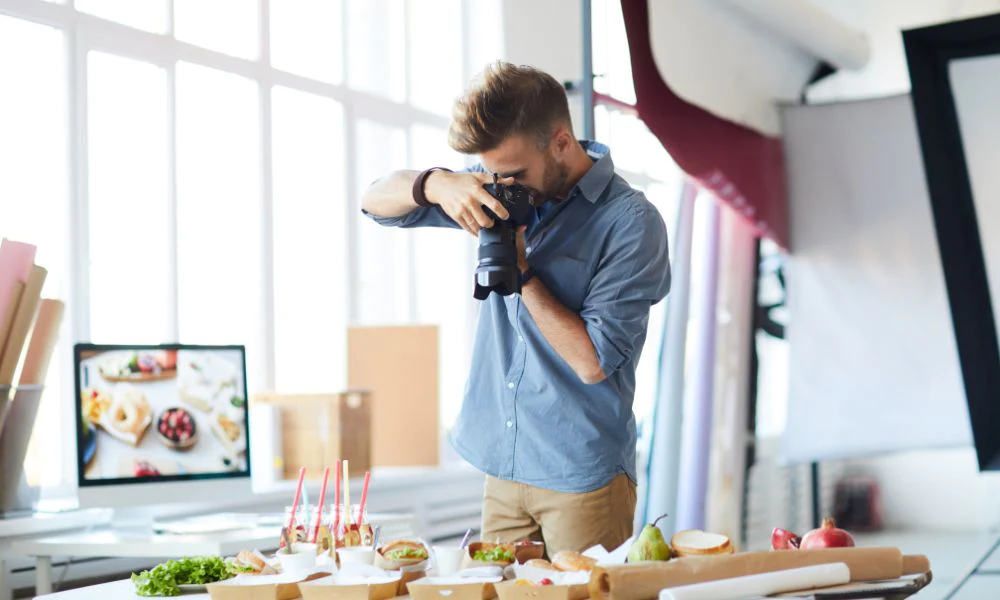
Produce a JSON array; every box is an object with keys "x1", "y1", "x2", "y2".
[{"x1": 781, "y1": 94, "x2": 971, "y2": 462}]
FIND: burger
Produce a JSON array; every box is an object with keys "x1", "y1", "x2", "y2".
[
  {"x1": 377, "y1": 540, "x2": 430, "y2": 568},
  {"x1": 227, "y1": 550, "x2": 277, "y2": 576}
]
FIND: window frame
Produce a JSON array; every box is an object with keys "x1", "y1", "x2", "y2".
[{"x1": 1, "y1": 0, "x2": 475, "y2": 494}]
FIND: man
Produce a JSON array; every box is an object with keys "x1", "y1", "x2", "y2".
[{"x1": 361, "y1": 61, "x2": 671, "y2": 554}]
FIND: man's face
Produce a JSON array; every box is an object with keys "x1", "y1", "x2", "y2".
[{"x1": 480, "y1": 131, "x2": 572, "y2": 203}]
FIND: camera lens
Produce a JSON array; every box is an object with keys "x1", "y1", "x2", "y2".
[{"x1": 473, "y1": 182, "x2": 535, "y2": 300}]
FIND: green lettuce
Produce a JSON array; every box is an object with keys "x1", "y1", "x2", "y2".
[{"x1": 131, "y1": 556, "x2": 234, "y2": 597}]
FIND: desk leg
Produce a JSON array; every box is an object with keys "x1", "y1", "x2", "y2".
[
  {"x1": 35, "y1": 556, "x2": 53, "y2": 596},
  {"x1": 1, "y1": 557, "x2": 11, "y2": 600}
]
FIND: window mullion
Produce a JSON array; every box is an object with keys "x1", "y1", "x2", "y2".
[
  {"x1": 166, "y1": 60, "x2": 179, "y2": 343},
  {"x1": 259, "y1": 0, "x2": 276, "y2": 391}
]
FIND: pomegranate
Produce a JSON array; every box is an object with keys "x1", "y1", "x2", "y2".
[
  {"x1": 770, "y1": 527, "x2": 801, "y2": 550},
  {"x1": 799, "y1": 518, "x2": 855, "y2": 549}
]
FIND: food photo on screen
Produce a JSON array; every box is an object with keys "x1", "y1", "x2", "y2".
[{"x1": 76, "y1": 345, "x2": 249, "y2": 483}]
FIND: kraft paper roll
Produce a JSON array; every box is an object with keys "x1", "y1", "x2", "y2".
[
  {"x1": 658, "y1": 563, "x2": 851, "y2": 600},
  {"x1": 589, "y1": 547, "x2": 906, "y2": 600},
  {"x1": 903, "y1": 554, "x2": 931, "y2": 575}
]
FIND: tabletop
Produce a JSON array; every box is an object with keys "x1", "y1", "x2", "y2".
[{"x1": 9, "y1": 526, "x2": 280, "y2": 559}]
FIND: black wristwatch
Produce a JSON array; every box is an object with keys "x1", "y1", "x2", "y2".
[{"x1": 518, "y1": 267, "x2": 536, "y2": 291}]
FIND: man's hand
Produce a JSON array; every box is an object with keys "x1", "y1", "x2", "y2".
[{"x1": 425, "y1": 171, "x2": 515, "y2": 236}]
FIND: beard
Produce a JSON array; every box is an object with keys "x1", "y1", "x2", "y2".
[{"x1": 539, "y1": 151, "x2": 571, "y2": 202}]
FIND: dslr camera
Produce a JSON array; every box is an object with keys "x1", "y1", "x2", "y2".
[{"x1": 473, "y1": 177, "x2": 538, "y2": 300}]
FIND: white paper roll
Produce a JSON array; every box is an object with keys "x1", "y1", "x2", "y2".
[{"x1": 658, "y1": 562, "x2": 851, "y2": 600}]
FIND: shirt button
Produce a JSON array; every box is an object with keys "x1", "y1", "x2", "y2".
[
  {"x1": 506, "y1": 420, "x2": 513, "y2": 428},
  {"x1": 507, "y1": 382, "x2": 514, "y2": 389},
  {"x1": 525, "y1": 246, "x2": 532, "y2": 255},
  {"x1": 518, "y1": 336, "x2": 524, "y2": 343}
]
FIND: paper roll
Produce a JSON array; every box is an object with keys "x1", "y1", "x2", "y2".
[
  {"x1": 589, "y1": 547, "x2": 905, "y2": 600},
  {"x1": 658, "y1": 562, "x2": 851, "y2": 600}
]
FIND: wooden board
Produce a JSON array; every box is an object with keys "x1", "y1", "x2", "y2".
[
  {"x1": 347, "y1": 326, "x2": 440, "y2": 467},
  {"x1": 19, "y1": 298, "x2": 64, "y2": 385},
  {"x1": 254, "y1": 392, "x2": 372, "y2": 479},
  {"x1": 0, "y1": 265, "x2": 46, "y2": 385}
]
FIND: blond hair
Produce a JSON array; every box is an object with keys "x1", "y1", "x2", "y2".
[{"x1": 448, "y1": 61, "x2": 571, "y2": 154}]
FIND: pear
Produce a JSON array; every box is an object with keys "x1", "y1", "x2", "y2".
[{"x1": 627, "y1": 514, "x2": 672, "y2": 562}]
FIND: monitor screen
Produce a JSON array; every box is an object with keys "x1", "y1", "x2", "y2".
[{"x1": 74, "y1": 344, "x2": 250, "y2": 487}]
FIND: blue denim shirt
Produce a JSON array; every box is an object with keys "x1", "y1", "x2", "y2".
[{"x1": 364, "y1": 141, "x2": 671, "y2": 493}]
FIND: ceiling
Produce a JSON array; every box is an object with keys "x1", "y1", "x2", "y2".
[{"x1": 648, "y1": 0, "x2": 1000, "y2": 135}]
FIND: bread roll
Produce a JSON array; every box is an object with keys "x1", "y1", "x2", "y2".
[
  {"x1": 670, "y1": 530, "x2": 733, "y2": 557},
  {"x1": 525, "y1": 559, "x2": 561, "y2": 571},
  {"x1": 552, "y1": 551, "x2": 597, "y2": 572}
]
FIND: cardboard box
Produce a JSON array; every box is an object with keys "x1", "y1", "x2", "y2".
[
  {"x1": 207, "y1": 570, "x2": 329, "y2": 600},
  {"x1": 495, "y1": 580, "x2": 586, "y2": 600},
  {"x1": 347, "y1": 325, "x2": 439, "y2": 467},
  {"x1": 408, "y1": 577, "x2": 503, "y2": 600},
  {"x1": 299, "y1": 573, "x2": 402, "y2": 600},
  {"x1": 253, "y1": 391, "x2": 372, "y2": 479}
]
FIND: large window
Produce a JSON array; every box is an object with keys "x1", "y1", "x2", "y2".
[{"x1": 2, "y1": 0, "x2": 495, "y2": 492}]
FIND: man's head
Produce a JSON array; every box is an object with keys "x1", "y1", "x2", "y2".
[{"x1": 449, "y1": 61, "x2": 578, "y2": 200}]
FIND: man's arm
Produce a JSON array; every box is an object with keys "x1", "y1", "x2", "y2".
[
  {"x1": 520, "y1": 278, "x2": 607, "y2": 384},
  {"x1": 361, "y1": 169, "x2": 424, "y2": 218},
  {"x1": 361, "y1": 168, "x2": 513, "y2": 235},
  {"x1": 517, "y1": 200, "x2": 671, "y2": 385}
]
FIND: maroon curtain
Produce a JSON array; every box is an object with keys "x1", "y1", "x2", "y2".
[{"x1": 620, "y1": 0, "x2": 789, "y2": 248}]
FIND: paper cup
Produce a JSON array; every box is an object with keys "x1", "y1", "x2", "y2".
[
  {"x1": 277, "y1": 542, "x2": 318, "y2": 572},
  {"x1": 433, "y1": 546, "x2": 465, "y2": 576},
  {"x1": 338, "y1": 545, "x2": 376, "y2": 566}
]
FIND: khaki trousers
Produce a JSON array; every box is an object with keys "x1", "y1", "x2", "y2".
[{"x1": 480, "y1": 474, "x2": 636, "y2": 557}]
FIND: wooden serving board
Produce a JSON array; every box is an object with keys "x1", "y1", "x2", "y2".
[{"x1": 99, "y1": 370, "x2": 178, "y2": 383}]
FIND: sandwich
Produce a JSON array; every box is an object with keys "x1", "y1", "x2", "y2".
[
  {"x1": 468, "y1": 542, "x2": 516, "y2": 566},
  {"x1": 227, "y1": 550, "x2": 278, "y2": 575},
  {"x1": 378, "y1": 540, "x2": 429, "y2": 568}
]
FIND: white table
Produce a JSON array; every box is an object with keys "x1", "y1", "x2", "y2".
[
  {"x1": 40, "y1": 576, "x2": 199, "y2": 599},
  {"x1": 0, "y1": 509, "x2": 113, "y2": 600},
  {"x1": 11, "y1": 526, "x2": 280, "y2": 596},
  {"x1": 11, "y1": 512, "x2": 417, "y2": 597}
]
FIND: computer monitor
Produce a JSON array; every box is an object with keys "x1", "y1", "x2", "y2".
[{"x1": 73, "y1": 343, "x2": 252, "y2": 508}]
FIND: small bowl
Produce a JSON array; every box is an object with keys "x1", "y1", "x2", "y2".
[
  {"x1": 156, "y1": 407, "x2": 198, "y2": 450},
  {"x1": 514, "y1": 540, "x2": 546, "y2": 564},
  {"x1": 277, "y1": 543, "x2": 318, "y2": 572}
]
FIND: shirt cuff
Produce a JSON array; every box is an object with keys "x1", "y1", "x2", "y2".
[{"x1": 586, "y1": 323, "x2": 629, "y2": 378}]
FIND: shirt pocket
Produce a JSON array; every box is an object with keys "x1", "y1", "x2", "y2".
[{"x1": 541, "y1": 255, "x2": 592, "y2": 312}]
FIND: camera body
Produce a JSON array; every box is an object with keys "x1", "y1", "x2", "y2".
[{"x1": 473, "y1": 182, "x2": 538, "y2": 300}]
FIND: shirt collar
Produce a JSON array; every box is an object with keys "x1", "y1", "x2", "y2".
[{"x1": 574, "y1": 140, "x2": 615, "y2": 204}]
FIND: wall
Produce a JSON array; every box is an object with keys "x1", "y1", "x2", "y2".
[
  {"x1": 500, "y1": 0, "x2": 586, "y2": 138},
  {"x1": 841, "y1": 448, "x2": 1000, "y2": 531}
]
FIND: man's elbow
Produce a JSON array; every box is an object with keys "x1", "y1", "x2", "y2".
[{"x1": 577, "y1": 365, "x2": 607, "y2": 385}]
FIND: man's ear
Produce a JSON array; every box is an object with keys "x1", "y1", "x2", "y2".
[{"x1": 554, "y1": 127, "x2": 574, "y2": 154}]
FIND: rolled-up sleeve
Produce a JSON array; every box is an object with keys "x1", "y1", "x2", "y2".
[
  {"x1": 362, "y1": 205, "x2": 460, "y2": 229},
  {"x1": 361, "y1": 164, "x2": 486, "y2": 229},
  {"x1": 581, "y1": 199, "x2": 672, "y2": 378}
]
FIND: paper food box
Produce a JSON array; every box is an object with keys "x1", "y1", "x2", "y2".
[
  {"x1": 408, "y1": 576, "x2": 505, "y2": 600},
  {"x1": 299, "y1": 572, "x2": 403, "y2": 600},
  {"x1": 206, "y1": 569, "x2": 330, "y2": 600},
  {"x1": 462, "y1": 542, "x2": 518, "y2": 570},
  {"x1": 499, "y1": 538, "x2": 634, "y2": 600}
]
